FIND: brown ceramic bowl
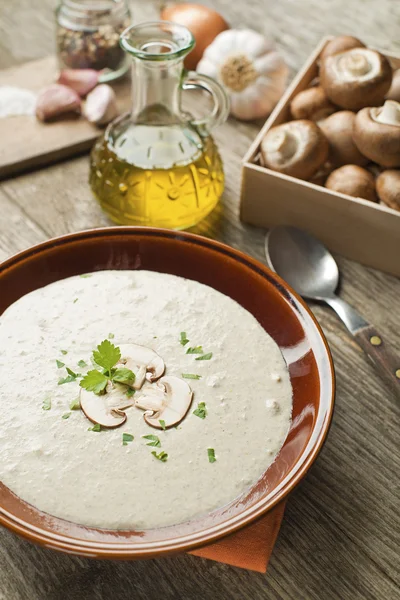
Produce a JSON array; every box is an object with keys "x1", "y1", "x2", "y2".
[{"x1": 0, "y1": 227, "x2": 334, "y2": 558}]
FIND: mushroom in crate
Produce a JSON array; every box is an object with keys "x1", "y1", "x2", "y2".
[
  {"x1": 319, "y1": 111, "x2": 368, "y2": 167},
  {"x1": 325, "y1": 164, "x2": 377, "y2": 202},
  {"x1": 376, "y1": 170, "x2": 400, "y2": 211},
  {"x1": 353, "y1": 100, "x2": 400, "y2": 167}
]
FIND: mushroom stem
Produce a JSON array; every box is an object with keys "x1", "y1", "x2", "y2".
[{"x1": 371, "y1": 100, "x2": 400, "y2": 126}]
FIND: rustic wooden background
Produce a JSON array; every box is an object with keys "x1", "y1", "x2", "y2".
[{"x1": 0, "y1": 1, "x2": 399, "y2": 599}]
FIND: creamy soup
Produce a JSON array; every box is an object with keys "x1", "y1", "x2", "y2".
[{"x1": 0, "y1": 271, "x2": 292, "y2": 529}]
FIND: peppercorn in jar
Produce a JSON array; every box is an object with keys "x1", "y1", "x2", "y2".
[{"x1": 55, "y1": 0, "x2": 132, "y2": 82}]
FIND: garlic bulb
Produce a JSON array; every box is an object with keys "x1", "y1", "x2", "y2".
[
  {"x1": 83, "y1": 84, "x2": 119, "y2": 126},
  {"x1": 197, "y1": 29, "x2": 288, "y2": 121}
]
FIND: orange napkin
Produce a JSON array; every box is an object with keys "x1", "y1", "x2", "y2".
[{"x1": 188, "y1": 501, "x2": 286, "y2": 572}]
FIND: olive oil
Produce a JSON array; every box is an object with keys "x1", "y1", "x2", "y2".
[{"x1": 89, "y1": 120, "x2": 224, "y2": 229}]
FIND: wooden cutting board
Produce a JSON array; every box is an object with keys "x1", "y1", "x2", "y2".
[{"x1": 0, "y1": 56, "x2": 131, "y2": 179}]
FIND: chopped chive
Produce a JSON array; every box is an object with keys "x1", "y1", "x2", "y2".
[
  {"x1": 180, "y1": 331, "x2": 189, "y2": 346},
  {"x1": 73, "y1": 298, "x2": 78, "y2": 304},
  {"x1": 61, "y1": 350, "x2": 68, "y2": 355},
  {"x1": 207, "y1": 448, "x2": 216, "y2": 463},
  {"x1": 108, "y1": 333, "x2": 115, "y2": 339},
  {"x1": 151, "y1": 450, "x2": 168, "y2": 462},
  {"x1": 142, "y1": 434, "x2": 161, "y2": 447},
  {"x1": 78, "y1": 360, "x2": 87, "y2": 368},
  {"x1": 122, "y1": 433, "x2": 134, "y2": 445},
  {"x1": 196, "y1": 352, "x2": 213, "y2": 361},
  {"x1": 186, "y1": 346, "x2": 203, "y2": 354},
  {"x1": 70, "y1": 398, "x2": 81, "y2": 410},
  {"x1": 159, "y1": 419, "x2": 166, "y2": 430},
  {"x1": 80, "y1": 274, "x2": 92, "y2": 278},
  {"x1": 182, "y1": 373, "x2": 202, "y2": 380},
  {"x1": 56, "y1": 359, "x2": 65, "y2": 369},
  {"x1": 42, "y1": 398, "x2": 51, "y2": 411},
  {"x1": 88, "y1": 424, "x2": 101, "y2": 432},
  {"x1": 62, "y1": 412, "x2": 71, "y2": 420},
  {"x1": 193, "y1": 402, "x2": 207, "y2": 419}
]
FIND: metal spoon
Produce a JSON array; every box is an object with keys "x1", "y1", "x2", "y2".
[{"x1": 265, "y1": 226, "x2": 400, "y2": 396}]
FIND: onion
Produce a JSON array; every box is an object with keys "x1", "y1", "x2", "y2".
[{"x1": 160, "y1": 3, "x2": 229, "y2": 70}]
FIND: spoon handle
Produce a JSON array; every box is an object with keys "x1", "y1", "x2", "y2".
[{"x1": 354, "y1": 325, "x2": 400, "y2": 397}]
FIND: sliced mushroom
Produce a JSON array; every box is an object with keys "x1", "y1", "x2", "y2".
[
  {"x1": 353, "y1": 100, "x2": 400, "y2": 167},
  {"x1": 260, "y1": 120, "x2": 329, "y2": 180},
  {"x1": 320, "y1": 36, "x2": 365, "y2": 61},
  {"x1": 134, "y1": 375, "x2": 193, "y2": 429},
  {"x1": 320, "y1": 48, "x2": 393, "y2": 110},
  {"x1": 117, "y1": 344, "x2": 165, "y2": 390},
  {"x1": 318, "y1": 110, "x2": 368, "y2": 166},
  {"x1": 325, "y1": 164, "x2": 377, "y2": 202},
  {"x1": 80, "y1": 381, "x2": 135, "y2": 428},
  {"x1": 290, "y1": 86, "x2": 336, "y2": 121},
  {"x1": 386, "y1": 69, "x2": 400, "y2": 102},
  {"x1": 376, "y1": 170, "x2": 400, "y2": 211}
]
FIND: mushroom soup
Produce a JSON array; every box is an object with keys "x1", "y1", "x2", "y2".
[{"x1": 0, "y1": 271, "x2": 292, "y2": 529}]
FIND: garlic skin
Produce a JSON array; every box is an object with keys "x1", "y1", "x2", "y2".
[
  {"x1": 57, "y1": 69, "x2": 99, "y2": 97},
  {"x1": 83, "y1": 84, "x2": 119, "y2": 126},
  {"x1": 35, "y1": 84, "x2": 81, "y2": 122},
  {"x1": 197, "y1": 29, "x2": 288, "y2": 121}
]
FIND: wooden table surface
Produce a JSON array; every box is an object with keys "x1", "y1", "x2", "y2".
[{"x1": 0, "y1": 1, "x2": 399, "y2": 599}]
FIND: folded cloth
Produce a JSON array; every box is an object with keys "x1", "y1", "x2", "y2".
[{"x1": 188, "y1": 500, "x2": 286, "y2": 572}]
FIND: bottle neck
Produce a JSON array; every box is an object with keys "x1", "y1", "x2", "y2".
[{"x1": 130, "y1": 58, "x2": 183, "y2": 125}]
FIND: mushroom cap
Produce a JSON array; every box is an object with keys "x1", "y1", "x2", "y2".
[
  {"x1": 134, "y1": 376, "x2": 193, "y2": 429},
  {"x1": 318, "y1": 110, "x2": 368, "y2": 166},
  {"x1": 320, "y1": 48, "x2": 393, "y2": 110},
  {"x1": 325, "y1": 164, "x2": 377, "y2": 202},
  {"x1": 353, "y1": 101, "x2": 400, "y2": 167},
  {"x1": 386, "y1": 69, "x2": 400, "y2": 102},
  {"x1": 80, "y1": 382, "x2": 135, "y2": 428},
  {"x1": 260, "y1": 119, "x2": 329, "y2": 180},
  {"x1": 290, "y1": 86, "x2": 336, "y2": 121},
  {"x1": 376, "y1": 170, "x2": 400, "y2": 211},
  {"x1": 118, "y1": 344, "x2": 165, "y2": 387},
  {"x1": 320, "y1": 36, "x2": 365, "y2": 60}
]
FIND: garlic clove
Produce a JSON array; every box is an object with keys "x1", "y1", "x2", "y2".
[
  {"x1": 57, "y1": 69, "x2": 99, "y2": 97},
  {"x1": 83, "y1": 84, "x2": 119, "y2": 126},
  {"x1": 35, "y1": 84, "x2": 81, "y2": 122}
]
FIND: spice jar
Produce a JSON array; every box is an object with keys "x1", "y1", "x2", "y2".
[{"x1": 55, "y1": 0, "x2": 132, "y2": 82}]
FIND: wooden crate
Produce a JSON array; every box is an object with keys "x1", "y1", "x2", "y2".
[{"x1": 240, "y1": 37, "x2": 400, "y2": 277}]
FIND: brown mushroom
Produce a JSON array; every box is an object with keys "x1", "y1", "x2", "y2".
[
  {"x1": 353, "y1": 100, "x2": 400, "y2": 167},
  {"x1": 260, "y1": 120, "x2": 329, "y2": 180},
  {"x1": 320, "y1": 35, "x2": 365, "y2": 60},
  {"x1": 320, "y1": 48, "x2": 393, "y2": 110},
  {"x1": 376, "y1": 170, "x2": 400, "y2": 211},
  {"x1": 80, "y1": 381, "x2": 135, "y2": 428},
  {"x1": 325, "y1": 164, "x2": 377, "y2": 202},
  {"x1": 290, "y1": 87, "x2": 336, "y2": 121},
  {"x1": 386, "y1": 69, "x2": 400, "y2": 102},
  {"x1": 134, "y1": 376, "x2": 193, "y2": 429},
  {"x1": 318, "y1": 110, "x2": 368, "y2": 166},
  {"x1": 309, "y1": 161, "x2": 334, "y2": 186},
  {"x1": 117, "y1": 344, "x2": 165, "y2": 390}
]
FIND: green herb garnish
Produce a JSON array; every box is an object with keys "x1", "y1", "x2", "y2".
[
  {"x1": 193, "y1": 402, "x2": 207, "y2": 419},
  {"x1": 207, "y1": 448, "x2": 216, "y2": 463},
  {"x1": 122, "y1": 433, "x2": 134, "y2": 446},
  {"x1": 108, "y1": 333, "x2": 115, "y2": 339},
  {"x1": 58, "y1": 367, "x2": 80, "y2": 385},
  {"x1": 151, "y1": 450, "x2": 168, "y2": 462},
  {"x1": 186, "y1": 346, "x2": 203, "y2": 354},
  {"x1": 61, "y1": 350, "x2": 68, "y2": 355},
  {"x1": 80, "y1": 340, "x2": 135, "y2": 395},
  {"x1": 159, "y1": 419, "x2": 166, "y2": 430},
  {"x1": 180, "y1": 331, "x2": 189, "y2": 346},
  {"x1": 196, "y1": 352, "x2": 213, "y2": 361},
  {"x1": 70, "y1": 398, "x2": 81, "y2": 410},
  {"x1": 62, "y1": 412, "x2": 71, "y2": 420},
  {"x1": 143, "y1": 434, "x2": 161, "y2": 447},
  {"x1": 125, "y1": 388, "x2": 135, "y2": 398},
  {"x1": 78, "y1": 359, "x2": 87, "y2": 368},
  {"x1": 88, "y1": 423, "x2": 101, "y2": 432},
  {"x1": 42, "y1": 398, "x2": 51, "y2": 411},
  {"x1": 56, "y1": 359, "x2": 65, "y2": 369},
  {"x1": 182, "y1": 373, "x2": 202, "y2": 380},
  {"x1": 73, "y1": 298, "x2": 78, "y2": 304},
  {"x1": 80, "y1": 274, "x2": 92, "y2": 278}
]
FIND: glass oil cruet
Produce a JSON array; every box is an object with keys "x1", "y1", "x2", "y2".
[{"x1": 89, "y1": 21, "x2": 230, "y2": 229}]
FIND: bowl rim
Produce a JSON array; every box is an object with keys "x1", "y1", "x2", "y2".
[{"x1": 0, "y1": 226, "x2": 335, "y2": 557}]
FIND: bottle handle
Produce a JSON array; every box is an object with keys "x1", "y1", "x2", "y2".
[{"x1": 181, "y1": 71, "x2": 230, "y2": 136}]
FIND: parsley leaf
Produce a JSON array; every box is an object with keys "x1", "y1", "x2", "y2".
[
  {"x1": 112, "y1": 367, "x2": 135, "y2": 384},
  {"x1": 70, "y1": 398, "x2": 81, "y2": 410},
  {"x1": 42, "y1": 398, "x2": 51, "y2": 411},
  {"x1": 80, "y1": 369, "x2": 108, "y2": 394},
  {"x1": 193, "y1": 402, "x2": 207, "y2": 419},
  {"x1": 151, "y1": 450, "x2": 168, "y2": 462},
  {"x1": 78, "y1": 359, "x2": 87, "y2": 368},
  {"x1": 207, "y1": 448, "x2": 216, "y2": 463},
  {"x1": 182, "y1": 373, "x2": 202, "y2": 380},
  {"x1": 180, "y1": 332, "x2": 189, "y2": 346},
  {"x1": 186, "y1": 346, "x2": 203, "y2": 354},
  {"x1": 92, "y1": 339, "x2": 121, "y2": 375},
  {"x1": 196, "y1": 352, "x2": 213, "y2": 361},
  {"x1": 88, "y1": 423, "x2": 101, "y2": 432},
  {"x1": 62, "y1": 412, "x2": 71, "y2": 420},
  {"x1": 125, "y1": 388, "x2": 135, "y2": 398},
  {"x1": 122, "y1": 433, "x2": 134, "y2": 445},
  {"x1": 143, "y1": 434, "x2": 161, "y2": 447},
  {"x1": 56, "y1": 359, "x2": 65, "y2": 369},
  {"x1": 159, "y1": 419, "x2": 166, "y2": 430}
]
